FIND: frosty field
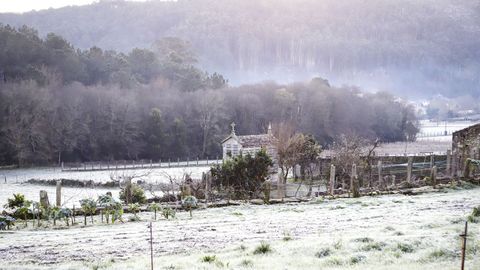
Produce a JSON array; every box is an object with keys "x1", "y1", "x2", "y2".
[
  {"x1": 0, "y1": 166, "x2": 211, "y2": 184},
  {"x1": 1, "y1": 186, "x2": 480, "y2": 270},
  {"x1": 0, "y1": 166, "x2": 211, "y2": 210}
]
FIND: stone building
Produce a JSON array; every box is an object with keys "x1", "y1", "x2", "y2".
[
  {"x1": 452, "y1": 123, "x2": 480, "y2": 176},
  {"x1": 221, "y1": 123, "x2": 277, "y2": 160},
  {"x1": 221, "y1": 123, "x2": 279, "y2": 179}
]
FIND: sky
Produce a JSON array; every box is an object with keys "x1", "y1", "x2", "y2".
[{"x1": 0, "y1": 0, "x2": 150, "y2": 13}]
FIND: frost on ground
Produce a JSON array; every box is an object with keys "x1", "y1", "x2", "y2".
[
  {"x1": 0, "y1": 183, "x2": 120, "y2": 211},
  {"x1": 0, "y1": 166, "x2": 210, "y2": 210},
  {"x1": 0, "y1": 166, "x2": 211, "y2": 184},
  {"x1": 1, "y1": 187, "x2": 480, "y2": 270}
]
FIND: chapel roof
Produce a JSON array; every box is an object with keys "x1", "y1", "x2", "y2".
[{"x1": 221, "y1": 122, "x2": 276, "y2": 147}]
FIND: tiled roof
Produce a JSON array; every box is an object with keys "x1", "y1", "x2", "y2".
[{"x1": 238, "y1": 134, "x2": 277, "y2": 148}]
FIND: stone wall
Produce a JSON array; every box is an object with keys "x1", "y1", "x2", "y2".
[{"x1": 452, "y1": 124, "x2": 480, "y2": 176}]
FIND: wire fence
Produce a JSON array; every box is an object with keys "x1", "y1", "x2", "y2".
[{"x1": 62, "y1": 158, "x2": 222, "y2": 172}]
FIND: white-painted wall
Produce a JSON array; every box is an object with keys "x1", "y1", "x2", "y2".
[{"x1": 222, "y1": 137, "x2": 242, "y2": 160}]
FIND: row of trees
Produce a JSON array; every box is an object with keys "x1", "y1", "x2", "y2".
[
  {"x1": 1, "y1": 0, "x2": 478, "y2": 97},
  {"x1": 0, "y1": 25, "x2": 418, "y2": 166}
]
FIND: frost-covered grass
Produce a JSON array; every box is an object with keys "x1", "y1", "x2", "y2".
[
  {"x1": 0, "y1": 165, "x2": 210, "y2": 210},
  {"x1": 0, "y1": 183, "x2": 120, "y2": 210},
  {"x1": 0, "y1": 166, "x2": 211, "y2": 184},
  {"x1": 2, "y1": 187, "x2": 480, "y2": 269}
]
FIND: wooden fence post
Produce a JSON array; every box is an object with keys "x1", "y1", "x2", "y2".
[
  {"x1": 407, "y1": 157, "x2": 413, "y2": 183},
  {"x1": 377, "y1": 160, "x2": 383, "y2": 189},
  {"x1": 351, "y1": 164, "x2": 359, "y2": 197},
  {"x1": 56, "y1": 180, "x2": 62, "y2": 207},
  {"x1": 39, "y1": 190, "x2": 50, "y2": 209},
  {"x1": 430, "y1": 155, "x2": 434, "y2": 170},
  {"x1": 446, "y1": 150, "x2": 452, "y2": 176},
  {"x1": 452, "y1": 152, "x2": 457, "y2": 177},
  {"x1": 204, "y1": 172, "x2": 210, "y2": 207},
  {"x1": 329, "y1": 164, "x2": 336, "y2": 196},
  {"x1": 460, "y1": 221, "x2": 468, "y2": 270},
  {"x1": 431, "y1": 165, "x2": 437, "y2": 187}
]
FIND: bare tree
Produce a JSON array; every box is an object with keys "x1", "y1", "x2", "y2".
[
  {"x1": 275, "y1": 122, "x2": 303, "y2": 199},
  {"x1": 193, "y1": 90, "x2": 225, "y2": 158},
  {"x1": 110, "y1": 170, "x2": 152, "y2": 204}
]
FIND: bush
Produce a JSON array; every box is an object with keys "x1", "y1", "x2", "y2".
[
  {"x1": 396, "y1": 243, "x2": 415, "y2": 253},
  {"x1": 128, "y1": 203, "x2": 141, "y2": 221},
  {"x1": 428, "y1": 249, "x2": 456, "y2": 260},
  {"x1": 201, "y1": 255, "x2": 216, "y2": 263},
  {"x1": 240, "y1": 259, "x2": 253, "y2": 267},
  {"x1": 253, "y1": 242, "x2": 272, "y2": 255},
  {"x1": 182, "y1": 196, "x2": 197, "y2": 217},
  {"x1": 360, "y1": 241, "x2": 386, "y2": 251},
  {"x1": 210, "y1": 149, "x2": 273, "y2": 200},
  {"x1": 5, "y1": 193, "x2": 26, "y2": 209},
  {"x1": 467, "y1": 215, "x2": 478, "y2": 223},
  {"x1": 354, "y1": 237, "x2": 374, "y2": 243},
  {"x1": 282, "y1": 233, "x2": 292, "y2": 241},
  {"x1": 350, "y1": 255, "x2": 366, "y2": 264},
  {"x1": 79, "y1": 198, "x2": 97, "y2": 225},
  {"x1": 97, "y1": 194, "x2": 124, "y2": 224},
  {"x1": 0, "y1": 215, "x2": 15, "y2": 230},
  {"x1": 119, "y1": 184, "x2": 147, "y2": 204},
  {"x1": 471, "y1": 206, "x2": 480, "y2": 217},
  {"x1": 315, "y1": 248, "x2": 331, "y2": 258}
]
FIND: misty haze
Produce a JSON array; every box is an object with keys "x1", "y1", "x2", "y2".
[{"x1": 0, "y1": 1, "x2": 479, "y2": 270}]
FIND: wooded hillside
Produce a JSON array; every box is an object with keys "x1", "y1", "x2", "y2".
[
  {"x1": 0, "y1": 25, "x2": 417, "y2": 166},
  {"x1": 0, "y1": 0, "x2": 478, "y2": 97}
]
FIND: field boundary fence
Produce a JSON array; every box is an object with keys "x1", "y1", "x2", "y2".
[
  {"x1": 61, "y1": 158, "x2": 222, "y2": 172},
  {"x1": 282, "y1": 153, "x2": 454, "y2": 198}
]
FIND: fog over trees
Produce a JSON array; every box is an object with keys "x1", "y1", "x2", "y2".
[
  {"x1": 0, "y1": 25, "x2": 417, "y2": 166},
  {"x1": 0, "y1": 0, "x2": 478, "y2": 98}
]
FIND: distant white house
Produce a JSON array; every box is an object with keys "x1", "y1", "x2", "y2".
[{"x1": 221, "y1": 123, "x2": 279, "y2": 180}]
